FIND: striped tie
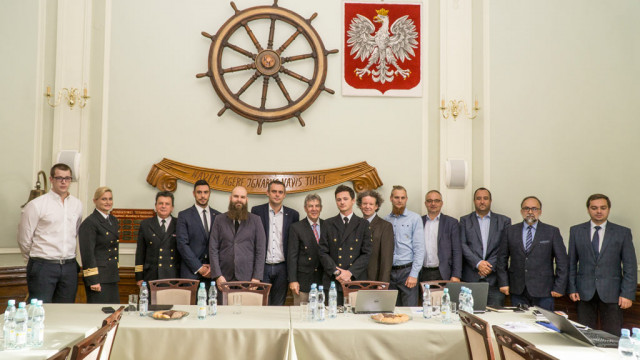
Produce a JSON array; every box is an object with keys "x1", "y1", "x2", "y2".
[
  {"x1": 312, "y1": 223, "x2": 320, "y2": 243},
  {"x1": 525, "y1": 225, "x2": 533, "y2": 252}
]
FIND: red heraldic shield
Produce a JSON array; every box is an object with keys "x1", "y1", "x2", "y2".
[{"x1": 344, "y1": 2, "x2": 421, "y2": 96}]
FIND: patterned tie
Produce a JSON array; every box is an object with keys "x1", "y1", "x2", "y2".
[
  {"x1": 592, "y1": 226, "x2": 601, "y2": 256},
  {"x1": 202, "y1": 210, "x2": 209, "y2": 237},
  {"x1": 161, "y1": 219, "x2": 166, "y2": 234},
  {"x1": 525, "y1": 225, "x2": 533, "y2": 252},
  {"x1": 312, "y1": 223, "x2": 320, "y2": 243}
]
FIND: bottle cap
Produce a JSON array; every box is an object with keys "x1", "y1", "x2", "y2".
[
  {"x1": 318, "y1": 285, "x2": 324, "y2": 290},
  {"x1": 30, "y1": 299, "x2": 37, "y2": 304},
  {"x1": 37, "y1": 300, "x2": 43, "y2": 306},
  {"x1": 633, "y1": 328, "x2": 640, "y2": 334},
  {"x1": 8, "y1": 299, "x2": 15, "y2": 306},
  {"x1": 444, "y1": 288, "x2": 449, "y2": 293},
  {"x1": 200, "y1": 283, "x2": 205, "y2": 288},
  {"x1": 19, "y1": 302, "x2": 26, "y2": 308},
  {"x1": 211, "y1": 281, "x2": 216, "y2": 286},
  {"x1": 622, "y1": 329, "x2": 631, "y2": 336},
  {"x1": 311, "y1": 283, "x2": 317, "y2": 289}
]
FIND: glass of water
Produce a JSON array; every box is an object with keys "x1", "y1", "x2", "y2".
[
  {"x1": 343, "y1": 295, "x2": 352, "y2": 316},
  {"x1": 128, "y1": 294, "x2": 138, "y2": 315},
  {"x1": 300, "y1": 302, "x2": 309, "y2": 321},
  {"x1": 232, "y1": 294, "x2": 242, "y2": 314}
]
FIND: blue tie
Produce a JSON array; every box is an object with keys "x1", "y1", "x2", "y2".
[
  {"x1": 592, "y1": 226, "x2": 601, "y2": 257},
  {"x1": 525, "y1": 225, "x2": 533, "y2": 252}
]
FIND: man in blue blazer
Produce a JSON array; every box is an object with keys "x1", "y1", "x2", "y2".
[
  {"x1": 568, "y1": 194, "x2": 637, "y2": 335},
  {"x1": 420, "y1": 190, "x2": 461, "y2": 282},
  {"x1": 460, "y1": 188, "x2": 511, "y2": 306},
  {"x1": 497, "y1": 196, "x2": 568, "y2": 311},
  {"x1": 251, "y1": 180, "x2": 300, "y2": 305},
  {"x1": 176, "y1": 180, "x2": 221, "y2": 288}
]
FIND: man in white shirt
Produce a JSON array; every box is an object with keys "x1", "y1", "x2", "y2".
[{"x1": 18, "y1": 163, "x2": 83, "y2": 303}]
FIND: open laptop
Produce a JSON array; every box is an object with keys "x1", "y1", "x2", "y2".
[
  {"x1": 354, "y1": 290, "x2": 398, "y2": 314},
  {"x1": 534, "y1": 306, "x2": 619, "y2": 348},
  {"x1": 445, "y1": 282, "x2": 489, "y2": 313}
]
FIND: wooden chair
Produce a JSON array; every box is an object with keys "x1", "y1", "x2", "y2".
[
  {"x1": 526, "y1": 345, "x2": 559, "y2": 360},
  {"x1": 46, "y1": 347, "x2": 71, "y2": 360},
  {"x1": 149, "y1": 278, "x2": 200, "y2": 305},
  {"x1": 219, "y1": 281, "x2": 271, "y2": 306},
  {"x1": 100, "y1": 306, "x2": 124, "y2": 360},
  {"x1": 69, "y1": 323, "x2": 110, "y2": 360},
  {"x1": 459, "y1": 310, "x2": 495, "y2": 360},
  {"x1": 492, "y1": 325, "x2": 534, "y2": 360},
  {"x1": 341, "y1": 280, "x2": 390, "y2": 305}
]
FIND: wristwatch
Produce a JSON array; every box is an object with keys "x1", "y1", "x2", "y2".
[{"x1": 333, "y1": 269, "x2": 341, "y2": 277}]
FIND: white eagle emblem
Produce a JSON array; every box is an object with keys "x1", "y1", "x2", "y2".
[{"x1": 347, "y1": 8, "x2": 419, "y2": 84}]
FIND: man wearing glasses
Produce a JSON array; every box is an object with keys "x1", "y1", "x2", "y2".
[
  {"x1": 18, "y1": 163, "x2": 83, "y2": 303},
  {"x1": 496, "y1": 196, "x2": 568, "y2": 311}
]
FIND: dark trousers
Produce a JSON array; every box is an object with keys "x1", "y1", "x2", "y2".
[
  {"x1": 577, "y1": 291, "x2": 623, "y2": 336},
  {"x1": 85, "y1": 282, "x2": 120, "y2": 304},
  {"x1": 418, "y1": 267, "x2": 443, "y2": 283},
  {"x1": 510, "y1": 287, "x2": 554, "y2": 311},
  {"x1": 390, "y1": 266, "x2": 418, "y2": 306},
  {"x1": 478, "y1": 278, "x2": 505, "y2": 307},
  {"x1": 27, "y1": 258, "x2": 78, "y2": 303},
  {"x1": 263, "y1": 262, "x2": 287, "y2": 306}
]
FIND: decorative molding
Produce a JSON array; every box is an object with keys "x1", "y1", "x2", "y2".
[
  {"x1": 0, "y1": 248, "x2": 22, "y2": 255},
  {"x1": 146, "y1": 158, "x2": 383, "y2": 194}
]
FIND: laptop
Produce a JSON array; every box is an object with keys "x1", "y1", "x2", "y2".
[
  {"x1": 534, "y1": 306, "x2": 619, "y2": 348},
  {"x1": 445, "y1": 282, "x2": 489, "y2": 313},
  {"x1": 354, "y1": 290, "x2": 398, "y2": 314}
]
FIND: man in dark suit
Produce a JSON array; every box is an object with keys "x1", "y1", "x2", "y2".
[
  {"x1": 497, "y1": 196, "x2": 568, "y2": 311},
  {"x1": 420, "y1": 190, "x2": 461, "y2": 282},
  {"x1": 210, "y1": 186, "x2": 266, "y2": 289},
  {"x1": 319, "y1": 185, "x2": 372, "y2": 305},
  {"x1": 251, "y1": 180, "x2": 300, "y2": 305},
  {"x1": 356, "y1": 190, "x2": 393, "y2": 283},
  {"x1": 177, "y1": 180, "x2": 221, "y2": 289},
  {"x1": 135, "y1": 191, "x2": 180, "y2": 285},
  {"x1": 568, "y1": 194, "x2": 637, "y2": 335},
  {"x1": 288, "y1": 194, "x2": 324, "y2": 305},
  {"x1": 460, "y1": 187, "x2": 511, "y2": 306}
]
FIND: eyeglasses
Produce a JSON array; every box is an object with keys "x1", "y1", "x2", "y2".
[
  {"x1": 53, "y1": 176, "x2": 72, "y2": 183},
  {"x1": 521, "y1": 207, "x2": 540, "y2": 212},
  {"x1": 425, "y1": 199, "x2": 442, "y2": 204}
]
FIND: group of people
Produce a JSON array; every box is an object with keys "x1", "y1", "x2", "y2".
[{"x1": 18, "y1": 164, "x2": 636, "y2": 336}]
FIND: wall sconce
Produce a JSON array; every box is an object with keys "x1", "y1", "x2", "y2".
[
  {"x1": 46, "y1": 85, "x2": 90, "y2": 109},
  {"x1": 440, "y1": 98, "x2": 480, "y2": 120}
]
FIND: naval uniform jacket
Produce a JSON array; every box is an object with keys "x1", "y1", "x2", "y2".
[
  {"x1": 135, "y1": 215, "x2": 180, "y2": 282},
  {"x1": 79, "y1": 209, "x2": 120, "y2": 286}
]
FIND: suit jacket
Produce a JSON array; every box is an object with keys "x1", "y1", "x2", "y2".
[
  {"x1": 318, "y1": 214, "x2": 372, "y2": 288},
  {"x1": 251, "y1": 203, "x2": 300, "y2": 265},
  {"x1": 421, "y1": 214, "x2": 462, "y2": 280},
  {"x1": 209, "y1": 213, "x2": 266, "y2": 281},
  {"x1": 287, "y1": 218, "x2": 325, "y2": 292},
  {"x1": 460, "y1": 211, "x2": 511, "y2": 286},
  {"x1": 176, "y1": 205, "x2": 221, "y2": 279},
  {"x1": 79, "y1": 209, "x2": 120, "y2": 286},
  {"x1": 367, "y1": 215, "x2": 394, "y2": 282},
  {"x1": 497, "y1": 221, "x2": 568, "y2": 297},
  {"x1": 568, "y1": 221, "x2": 637, "y2": 303},
  {"x1": 135, "y1": 215, "x2": 180, "y2": 282}
]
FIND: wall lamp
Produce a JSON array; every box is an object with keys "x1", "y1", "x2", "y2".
[
  {"x1": 440, "y1": 98, "x2": 480, "y2": 120},
  {"x1": 46, "y1": 85, "x2": 90, "y2": 109}
]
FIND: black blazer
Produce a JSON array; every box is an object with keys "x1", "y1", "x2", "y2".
[
  {"x1": 79, "y1": 209, "x2": 120, "y2": 286},
  {"x1": 135, "y1": 215, "x2": 180, "y2": 282},
  {"x1": 251, "y1": 203, "x2": 300, "y2": 264},
  {"x1": 176, "y1": 205, "x2": 221, "y2": 279},
  {"x1": 421, "y1": 214, "x2": 462, "y2": 280},
  {"x1": 287, "y1": 218, "x2": 325, "y2": 292}
]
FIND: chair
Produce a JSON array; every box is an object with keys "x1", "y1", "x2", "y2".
[
  {"x1": 526, "y1": 345, "x2": 559, "y2": 360},
  {"x1": 341, "y1": 280, "x2": 389, "y2": 305},
  {"x1": 149, "y1": 278, "x2": 200, "y2": 305},
  {"x1": 492, "y1": 325, "x2": 534, "y2": 360},
  {"x1": 458, "y1": 310, "x2": 495, "y2": 360},
  {"x1": 219, "y1": 281, "x2": 271, "y2": 306},
  {"x1": 100, "y1": 306, "x2": 124, "y2": 360},
  {"x1": 46, "y1": 347, "x2": 71, "y2": 360},
  {"x1": 69, "y1": 323, "x2": 110, "y2": 360}
]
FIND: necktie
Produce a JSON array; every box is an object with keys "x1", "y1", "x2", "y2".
[
  {"x1": 161, "y1": 219, "x2": 166, "y2": 233},
  {"x1": 525, "y1": 225, "x2": 533, "y2": 252},
  {"x1": 312, "y1": 223, "x2": 320, "y2": 243},
  {"x1": 107, "y1": 216, "x2": 112, "y2": 226},
  {"x1": 592, "y1": 226, "x2": 601, "y2": 256},
  {"x1": 343, "y1": 216, "x2": 349, "y2": 225},
  {"x1": 235, "y1": 220, "x2": 240, "y2": 234},
  {"x1": 203, "y1": 210, "x2": 209, "y2": 236}
]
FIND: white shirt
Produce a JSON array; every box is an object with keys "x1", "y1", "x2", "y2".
[
  {"x1": 423, "y1": 213, "x2": 440, "y2": 267},
  {"x1": 340, "y1": 212, "x2": 354, "y2": 224},
  {"x1": 590, "y1": 220, "x2": 607, "y2": 252},
  {"x1": 195, "y1": 203, "x2": 210, "y2": 231},
  {"x1": 17, "y1": 191, "x2": 83, "y2": 261},
  {"x1": 266, "y1": 206, "x2": 285, "y2": 264},
  {"x1": 157, "y1": 216, "x2": 171, "y2": 228}
]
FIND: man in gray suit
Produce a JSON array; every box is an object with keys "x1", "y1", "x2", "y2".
[
  {"x1": 460, "y1": 187, "x2": 511, "y2": 306},
  {"x1": 210, "y1": 186, "x2": 266, "y2": 291},
  {"x1": 568, "y1": 194, "x2": 637, "y2": 335}
]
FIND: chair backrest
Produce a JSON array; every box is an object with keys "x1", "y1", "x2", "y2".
[
  {"x1": 526, "y1": 345, "x2": 559, "y2": 360},
  {"x1": 420, "y1": 280, "x2": 454, "y2": 303},
  {"x1": 47, "y1": 347, "x2": 71, "y2": 360},
  {"x1": 100, "y1": 306, "x2": 124, "y2": 360},
  {"x1": 70, "y1": 323, "x2": 110, "y2": 360},
  {"x1": 341, "y1": 281, "x2": 390, "y2": 304},
  {"x1": 458, "y1": 310, "x2": 495, "y2": 360},
  {"x1": 492, "y1": 325, "x2": 533, "y2": 360},
  {"x1": 219, "y1": 281, "x2": 271, "y2": 306},
  {"x1": 149, "y1": 278, "x2": 200, "y2": 305}
]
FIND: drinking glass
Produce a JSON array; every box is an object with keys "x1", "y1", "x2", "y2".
[
  {"x1": 343, "y1": 296, "x2": 352, "y2": 316},
  {"x1": 300, "y1": 302, "x2": 309, "y2": 321},
  {"x1": 232, "y1": 294, "x2": 242, "y2": 314},
  {"x1": 128, "y1": 294, "x2": 138, "y2": 315}
]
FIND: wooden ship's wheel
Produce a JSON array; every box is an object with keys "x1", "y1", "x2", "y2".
[{"x1": 197, "y1": 1, "x2": 338, "y2": 134}]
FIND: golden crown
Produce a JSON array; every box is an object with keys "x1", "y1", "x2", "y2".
[{"x1": 376, "y1": 8, "x2": 389, "y2": 16}]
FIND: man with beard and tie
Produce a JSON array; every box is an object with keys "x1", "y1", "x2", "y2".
[
  {"x1": 496, "y1": 196, "x2": 568, "y2": 311},
  {"x1": 210, "y1": 186, "x2": 266, "y2": 292}
]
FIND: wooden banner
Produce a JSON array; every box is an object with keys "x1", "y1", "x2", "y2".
[
  {"x1": 146, "y1": 158, "x2": 383, "y2": 194},
  {"x1": 110, "y1": 209, "x2": 156, "y2": 243}
]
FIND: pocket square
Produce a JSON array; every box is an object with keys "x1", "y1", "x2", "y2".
[{"x1": 539, "y1": 240, "x2": 550, "y2": 244}]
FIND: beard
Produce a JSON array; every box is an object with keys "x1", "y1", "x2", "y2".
[
  {"x1": 524, "y1": 216, "x2": 537, "y2": 225},
  {"x1": 392, "y1": 206, "x2": 405, "y2": 216},
  {"x1": 227, "y1": 201, "x2": 249, "y2": 221}
]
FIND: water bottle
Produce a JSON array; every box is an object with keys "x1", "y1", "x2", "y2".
[
  {"x1": 423, "y1": 284, "x2": 432, "y2": 319},
  {"x1": 139, "y1": 281, "x2": 149, "y2": 316},
  {"x1": 441, "y1": 288, "x2": 452, "y2": 324},
  {"x1": 26, "y1": 298, "x2": 37, "y2": 346},
  {"x1": 14, "y1": 302, "x2": 28, "y2": 349},
  {"x1": 3, "y1": 299, "x2": 16, "y2": 350},
  {"x1": 467, "y1": 288, "x2": 474, "y2": 313},
  {"x1": 631, "y1": 328, "x2": 640, "y2": 359},
  {"x1": 316, "y1": 286, "x2": 326, "y2": 321},
  {"x1": 619, "y1": 329, "x2": 634, "y2": 358},
  {"x1": 31, "y1": 301, "x2": 45, "y2": 348},
  {"x1": 208, "y1": 281, "x2": 217, "y2": 316},
  {"x1": 197, "y1": 283, "x2": 207, "y2": 320},
  {"x1": 309, "y1": 283, "x2": 318, "y2": 321},
  {"x1": 328, "y1": 282, "x2": 338, "y2": 319}
]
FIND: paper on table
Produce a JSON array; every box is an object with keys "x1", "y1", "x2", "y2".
[{"x1": 501, "y1": 321, "x2": 551, "y2": 333}]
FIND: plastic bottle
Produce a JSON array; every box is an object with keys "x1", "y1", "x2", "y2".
[
  {"x1": 467, "y1": 288, "x2": 474, "y2": 313},
  {"x1": 316, "y1": 285, "x2": 326, "y2": 321},
  {"x1": 3, "y1": 299, "x2": 16, "y2": 350},
  {"x1": 208, "y1": 281, "x2": 217, "y2": 316},
  {"x1": 14, "y1": 302, "x2": 28, "y2": 349},
  {"x1": 631, "y1": 328, "x2": 640, "y2": 359},
  {"x1": 441, "y1": 288, "x2": 452, "y2": 324},
  {"x1": 31, "y1": 301, "x2": 45, "y2": 348},
  {"x1": 309, "y1": 283, "x2": 318, "y2": 321},
  {"x1": 619, "y1": 328, "x2": 634, "y2": 358},
  {"x1": 197, "y1": 283, "x2": 207, "y2": 320},
  {"x1": 328, "y1": 282, "x2": 338, "y2": 319},
  {"x1": 26, "y1": 298, "x2": 37, "y2": 346},
  {"x1": 139, "y1": 281, "x2": 149, "y2": 316},
  {"x1": 423, "y1": 284, "x2": 432, "y2": 319}
]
